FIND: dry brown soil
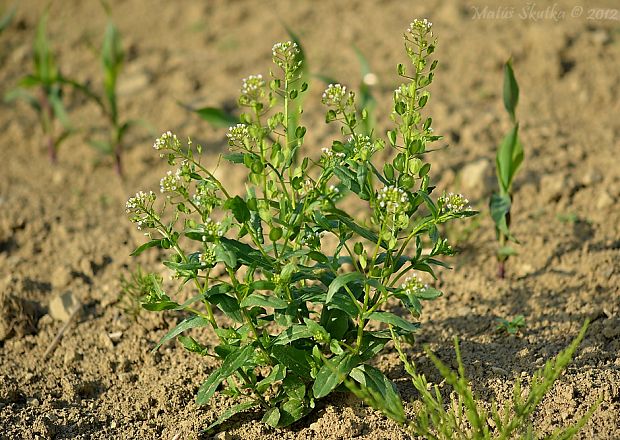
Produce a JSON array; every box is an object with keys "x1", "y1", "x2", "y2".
[{"x1": 1, "y1": 0, "x2": 619, "y2": 439}]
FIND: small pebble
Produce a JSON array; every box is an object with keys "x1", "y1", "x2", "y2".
[{"x1": 48, "y1": 291, "x2": 76, "y2": 322}]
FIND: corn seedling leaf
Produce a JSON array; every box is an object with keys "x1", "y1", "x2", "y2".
[
  {"x1": 193, "y1": 106, "x2": 239, "y2": 128},
  {"x1": 503, "y1": 58, "x2": 519, "y2": 122}
]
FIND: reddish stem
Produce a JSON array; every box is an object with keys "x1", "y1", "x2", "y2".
[
  {"x1": 46, "y1": 134, "x2": 57, "y2": 164},
  {"x1": 114, "y1": 143, "x2": 123, "y2": 177}
]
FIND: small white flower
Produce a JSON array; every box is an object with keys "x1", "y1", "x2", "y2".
[
  {"x1": 160, "y1": 169, "x2": 182, "y2": 193},
  {"x1": 226, "y1": 124, "x2": 250, "y2": 145},
  {"x1": 125, "y1": 190, "x2": 156, "y2": 212},
  {"x1": 376, "y1": 185, "x2": 409, "y2": 215},
  {"x1": 321, "y1": 146, "x2": 346, "y2": 163},
  {"x1": 272, "y1": 41, "x2": 301, "y2": 71},
  {"x1": 201, "y1": 218, "x2": 223, "y2": 238},
  {"x1": 241, "y1": 74, "x2": 265, "y2": 95},
  {"x1": 439, "y1": 192, "x2": 469, "y2": 213},
  {"x1": 401, "y1": 275, "x2": 427, "y2": 295},
  {"x1": 153, "y1": 131, "x2": 180, "y2": 151},
  {"x1": 407, "y1": 18, "x2": 433, "y2": 34},
  {"x1": 322, "y1": 83, "x2": 348, "y2": 108}
]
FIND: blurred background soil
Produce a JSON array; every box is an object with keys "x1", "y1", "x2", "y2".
[{"x1": 0, "y1": 0, "x2": 619, "y2": 438}]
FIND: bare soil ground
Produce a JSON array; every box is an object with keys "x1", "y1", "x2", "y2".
[{"x1": 1, "y1": 1, "x2": 619, "y2": 439}]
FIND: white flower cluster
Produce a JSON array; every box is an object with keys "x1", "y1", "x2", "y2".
[
  {"x1": 199, "y1": 246, "x2": 216, "y2": 267},
  {"x1": 377, "y1": 185, "x2": 409, "y2": 214},
  {"x1": 153, "y1": 131, "x2": 181, "y2": 151},
  {"x1": 272, "y1": 41, "x2": 301, "y2": 71},
  {"x1": 350, "y1": 135, "x2": 377, "y2": 160},
  {"x1": 321, "y1": 147, "x2": 346, "y2": 164},
  {"x1": 298, "y1": 178, "x2": 315, "y2": 196},
  {"x1": 125, "y1": 190, "x2": 156, "y2": 212},
  {"x1": 126, "y1": 191, "x2": 156, "y2": 230},
  {"x1": 321, "y1": 84, "x2": 347, "y2": 108},
  {"x1": 241, "y1": 74, "x2": 265, "y2": 96},
  {"x1": 192, "y1": 182, "x2": 219, "y2": 210},
  {"x1": 439, "y1": 192, "x2": 469, "y2": 213},
  {"x1": 401, "y1": 275, "x2": 427, "y2": 295},
  {"x1": 200, "y1": 218, "x2": 224, "y2": 240},
  {"x1": 226, "y1": 124, "x2": 250, "y2": 145},
  {"x1": 407, "y1": 18, "x2": 433, "y2": 34},
  {"x1": 160, "y1": 169, "x2": 182, "y2": 193}
]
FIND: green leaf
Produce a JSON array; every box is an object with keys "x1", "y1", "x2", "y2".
[
  {"x1": 278, "y1": 398, "x2": 310, "y2": 427},
  {"x1": 503, "y1": 59, "x2": 519, "y2": 122},
  {"x1": 152, "y1": 315, "x2": 211, "y2": 352},
  {"x1": 210, "y1": 293, "x2": 243, "y2": 323},
  {"x1": 4, "y1": 88, "x2": 40, "y2": 111},
  {"x1": 419, "y1": 190, "x2": 438, "y2": 219},
  {"x1": 273, "y1": 324, "x2": 313, "y2": 345},
  {"x1": 327, "y1": 272, "x2": 364, "y2": 303},
  {"x1": 349, "y1": 364, "x2": 405, "y2": 423},
  {"x1": 498, "y1": 246, "x2": 518, "y2": 258},
  {"x1": 193, "y1": 106, "x2": 239, "y2": 128},
  {"x1": 34, "y1": 11, "x2": 57, "y2": 85},
  {"x1": 282, "y1": 375, "x2": 306, "y2": 400},
  {"x1": 142, "y1": 299, "x2": 179, "y2": 311},
  {"x1": 256, "y1": 364, "x2": 286, "y2": 393},
  {"x1": 415, "y1": 287, "x2": 443, "y2": 300},
  {"x1": 329, "y1": 208, "x2": 387, "y2": 248},
  {"x1": 367, "y1": 311, "x2": 420, "y2": 333},
  {"x1": 489, "y1": 192, "x2": 513, "y2": 239},
  {"x1": 48, "y1": 90, "x2": 71, "y2": 129},
  {"x1": 88, "y1": 139, "x2": 113, "y2": 154},
  {"x1": 214, "y1": 243, "x2": 238, "y2": 268},
  {"x1": 220, "y1": 344, "x2": 256, "y2": 376},
  {"x1": 226, "y1": 195, "x2": 251, "y2": 223},
  {"x1": 321, "y1": 308, "x2": 352, "y2": 340},
  {"x1": 196, "y1": 367, "x2": 224, "y2": 405},
  {"x1": 262, "y1": 407, "x2": 280, "y2": 427},
  {"x1": 313, "y1": 353, "x2": 361, "y2": 398},
  {"x1": 102, "y1": 19, "x2": 124, "y2": 119},
  {"x1": 270, "y1": 345, "x2": 313, "y2": 379},
  {"x1": 177, "y1": 335, "x2": 207, "y2": 354},
  {"x1": 129, "y1": 239, "x2": 163, "y2": 256},
  {"x1": 204, "y1": 401, "x2": 258, "y2": 433},
  {"x1": 358, "y1": 335, "x2": 387, "y2": 361},
  {"x1": 496, "y1": 124, "x2": 520, "y2": 193},
  {"x1": 220, "y1": 237, "x2": 274, "y2": 270},
  {"x1": 510, "y1": 134, "x2": 524, "y2": 184},
  {"x1": 222, "y1": 152, "x2": 245, "y2": 164},
  {"x1": 240, "y1": 293, "x2": 288, "y2": 309}
]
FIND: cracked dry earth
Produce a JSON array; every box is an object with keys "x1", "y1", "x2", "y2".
[{"x1": 1, "y1": 0, "x2": 619, "y2": 439}]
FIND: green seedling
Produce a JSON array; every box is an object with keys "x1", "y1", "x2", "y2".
[
  {"x1": 4, "y1": 11, "x2": 73, "y2": 163},
  {"x1": 496, "y1": 314, "x2": 526, "y2": 335},
  {"x1": 118, "y1": 267, "x2": 162, "y2": 322},
  {"x1": 351, "y1": 321, "x2": 600, "y2": 439},
  {"x1": 126, "y1": 20, "x2": 474, "y2": 431},
  {"x1": 490, "y1": 59, "x2": 523, "y2": 278},
  {"x1": 81, "y1": 10, "x2": 139, "y2": 176}
]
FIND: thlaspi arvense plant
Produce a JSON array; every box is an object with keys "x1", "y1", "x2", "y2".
[{"x1": 126, "y1": 19, "x2": 474, "y2": 431}]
